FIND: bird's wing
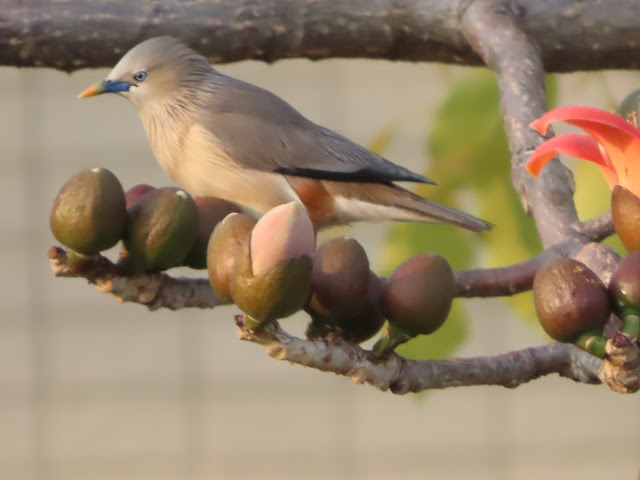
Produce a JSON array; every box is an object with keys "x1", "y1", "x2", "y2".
[{"x1": 199, "y1": 79, "x2": 434, "y2": 185}]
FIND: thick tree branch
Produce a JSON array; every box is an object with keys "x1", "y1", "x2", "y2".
[
  {"x1": 462, "y1": 0, "x2": 580, "y2": 249},
  {"x1": 2, "y1": 0, "x2": 640, "y2": 71},
  {"x1": 236, "y1": 316, "x2": 602, "y2": 393}
]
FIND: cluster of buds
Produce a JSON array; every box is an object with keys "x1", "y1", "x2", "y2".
[
  {"x1": 533, "y1": 254, "x2": 640, "y2": 357},
  {"x1": 206, "y1": 201, "x2": 457, "y2": 352},
  {"x1": 50, "y1": 168, "x2": 241, "y2": 271},
  {"x1": 526, "y1": 92, "x2": 640, "y2": 357},
  {"x1": 49, "y1": 169, "x2": 460, "y2": 355}
]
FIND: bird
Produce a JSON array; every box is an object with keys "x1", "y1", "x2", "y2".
[{"x1": 78, "y1": 37, "x2": 490, "y2": 232}]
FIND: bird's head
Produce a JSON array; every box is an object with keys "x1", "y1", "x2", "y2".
[{"x1": 78, "y1": 37, "x2": 211, "y2": 109}]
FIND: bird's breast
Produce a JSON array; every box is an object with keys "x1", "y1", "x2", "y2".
[{"x1": 141, "y1": 111, "x2": 300, "y2": 215}]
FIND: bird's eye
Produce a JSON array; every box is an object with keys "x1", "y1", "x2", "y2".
[{"x1": 133, "y1": 71, "x2": 148, "y2": 83}]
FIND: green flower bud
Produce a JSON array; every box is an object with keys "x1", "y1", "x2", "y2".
[
  {"x1": 123, "y1": 187, "x2": 198, "y2": 270},
  {"x1": 207, "y1": 213, "x2": 257, "y2": 301},
  {"x1": 50, "y1": 167, "x2": 126, "y2": 255}
]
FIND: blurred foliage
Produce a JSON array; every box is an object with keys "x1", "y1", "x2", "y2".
[
  {"x1": 375, "y1": 69, "x2": 559, "y2": 360},
  {"x1": 573, "y1": 157, "x2": 626, "y2": 256}
]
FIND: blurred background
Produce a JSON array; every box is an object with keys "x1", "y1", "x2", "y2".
[{"x1": 1, "y1": 56, "x2": 639, "y2": 480}]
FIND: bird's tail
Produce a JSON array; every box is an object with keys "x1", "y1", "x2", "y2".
[{"x1": 323, "y1": 181, "x2": 492, "y2": 232}]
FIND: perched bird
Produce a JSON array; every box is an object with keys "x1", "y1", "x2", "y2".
[{"x1": 79, "y1": 37, "x2": 490, "y2": 231}]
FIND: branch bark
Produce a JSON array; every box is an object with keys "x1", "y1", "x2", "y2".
[
  {"x1": 3, "y1": 0, "x2": 640, "y2": 71},
  {"x1": 49, "y1": 247, "x2": 229, "y2": 310},
  {"x1": 49, "y1": 245, "x2": 558, "y2": 303},
  {"x1": 236, "y1": 316, "x2": 602, "y2": 393}
]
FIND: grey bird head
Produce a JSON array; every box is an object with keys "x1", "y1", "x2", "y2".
[{"x1": 78, "y1": 37, "x2": 211, "y2": 109}]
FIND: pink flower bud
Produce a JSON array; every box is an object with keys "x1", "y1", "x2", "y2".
[{"x1": 250, "y1": 202, "x2": 315, "y2": 276}]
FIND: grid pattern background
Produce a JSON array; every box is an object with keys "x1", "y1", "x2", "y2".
[{"x1": 1, "y1": 59, "x2": 639, "y2": 480}]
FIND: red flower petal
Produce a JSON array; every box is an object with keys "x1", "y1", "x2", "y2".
[
  {"x1": 526, "y1": 133, "x2": 617, "y2": 186},
  {"x1": 530, "y1": 105, "x2": 640, "y2": 139}
]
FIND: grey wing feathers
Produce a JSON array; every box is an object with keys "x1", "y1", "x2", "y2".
[{"x1": 199, "y1": 75, "x2": 434, "y2": 184}]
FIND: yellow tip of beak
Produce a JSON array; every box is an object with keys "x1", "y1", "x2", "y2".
[{"x1": 77, "y1": 82, "x2": 102, "y2": 99}]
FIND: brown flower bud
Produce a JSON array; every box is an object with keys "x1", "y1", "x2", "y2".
[
  {"x1": 609, "y1": 252, "x2": 640, "y2": 316},
  {"x1": 533, "y1": 257, "x2": 610, "y2": 342},
  {"x1": 125, "y1": 184, "x2": 155, "y2": 209},
  {"x1": 374, "y1": 254, "x2": 455, "y2": 358},
  {"x1": 381, "y1": 253, "x2": 455, "y2": 336},
  {"x1": 206, "y1": 213, "x2": 257, "y2": 301},
  {"x1": 307, "y1": 236, "x2": 370, "y2": 320},
  {"x1": 337, "y1": 271, "x2": 386, "y2": 344},
  {"x1": 612, "y1": 185, "x2": 640, "y2": 253},
  {"x1": 183, "y1": 197, "x2": 241, "y2": 269}
]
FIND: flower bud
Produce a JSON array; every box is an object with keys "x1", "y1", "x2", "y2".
[
  {"x1": 337, "y1": 271, "x2": 386, "y2": 344},
  {"x1": 123, "y1": 187, "x2": 198, "y2": 270},
  {"x1": 374, "y1": 253, "x2": 455, "y2": 357},
  {"x1": 229, "y1": 203, "x2": 315, "y2": 327},
  {"x1": 125, "y1": 184, "x2": 155, "y2": 209},
  {"x1": 609, "y1": 253, "x2": 640, "y2": 341},
  {"x1": 307, "y1": 236, "x2": 370, "y2": 320},
  {"x1": 381, "y1": 253, "x2": 455, "y2": 336},
  {"x1": 609, "y1": 252, "x2": 640, "y2": 316},
  {"x1": 533, "y1": 257, "x2": 610, "y2": 342},
  {"x1": 250, "y1": 202, "x2": 315, "y2": 276},
  {"x1": 618, "y1": 88, "x2": 640, "y2": 127},
  {"x1": 183, "y1": 197, "x2": 241, "y2": 269},
  {"x1": 206, "y1": 213, "x2": 257, "y2": 301},
  {"x1": 50, "y1": 167, "x2": 126, "y2": 255},
  {"x1": 612, "y1": 185, "x2": 640, "y2": 253}
]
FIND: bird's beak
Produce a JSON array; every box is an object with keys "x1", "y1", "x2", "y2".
[{"x1": 78, "y1": 80, "x2": 132, "y2": 98}]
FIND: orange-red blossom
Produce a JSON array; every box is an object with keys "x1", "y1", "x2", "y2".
[{"x1": 526, "y1": 105, "x2": 640, "y2": 197}]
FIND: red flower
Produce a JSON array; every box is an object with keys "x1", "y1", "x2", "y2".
[{"x1": 526, "y1": 106, "x2": 640, "y2": 196}]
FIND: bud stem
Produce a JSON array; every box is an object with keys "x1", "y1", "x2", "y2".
[
  {"x1": 305, "y1": 316, "x2": 333, "y2": 339},
  {"x1": 372, "y1": 323, "x2": 415, "y2": 358},
  {"x1": 243, "y1": 314, "x2": 263, "y2": 332},
  {"x1": 622, "y1": 314, "x2": 640, "y2": 340},
  {"x1": 574, "y1": 330, "x2": 607, "y2": 359}
]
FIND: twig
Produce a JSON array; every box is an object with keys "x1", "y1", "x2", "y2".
[
  {"x1": 454, "y1": 239, "x2": 582, "y2": 297},
  {"x1": 571, "y1": 210, "x2": 614, "y2": 242},
  {"x1": 48, "y1": 244, "x2": 561, "y2": 303},
  {"x1": 236, "y1": 316, "x2": 602, "y2": 393},
  {"x1": 48, "y1": 246, "x2": 229, "y2": 310}
]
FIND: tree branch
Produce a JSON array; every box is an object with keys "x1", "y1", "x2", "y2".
[
  {"x1": 2, "y1": 0, "x2": 640, "y2": 71},
  {"x1": 50, "y1": 244, "x2": 567, "y2": 303},
  {"x1": 462, "y1": 0, "x2": 581, "y2": 249},
  {"x1": 236, "y1": 316, "x2": 602, "y2": 393},
  {"x1": 571, "y1": 210, "x2": 614, "y2": 242},
  {"x1": 48, "y1": 247, "x2": 229, "y2": 310}
]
